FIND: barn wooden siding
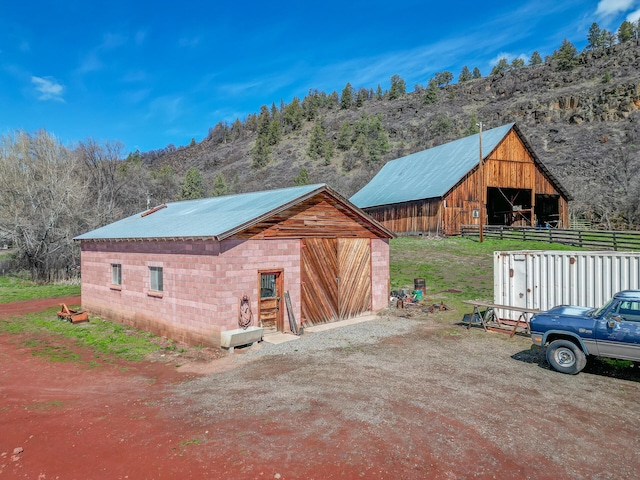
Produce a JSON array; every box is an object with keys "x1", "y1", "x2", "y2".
[
  {"x1": 235, "y1": 192, "x2": 382, "y2": 239},
  {"x1": 444, "y1": 129, "x2": 568, "y2": 234},
  {"x1": 365, "y1": 129, "x2": 568, "y2": 236},
  {"x1": 363, "y1": 199, "x2": 442, "y2": 235},
  {"x1": 300, "y1": 238, "x2": 371, "y2": 325}
]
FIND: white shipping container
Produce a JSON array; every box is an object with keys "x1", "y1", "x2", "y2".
[{"x1": 494, "y1": 251, "x2": 640, "y2": 318}]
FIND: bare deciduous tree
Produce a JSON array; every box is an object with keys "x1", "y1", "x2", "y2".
[{"x1": 0, "y1": 130, "x2": 84, "y2": 280}]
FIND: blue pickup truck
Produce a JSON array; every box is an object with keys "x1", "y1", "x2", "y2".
[{"x1": 530, "y1": 290, "x2": 640, "y2": 374}]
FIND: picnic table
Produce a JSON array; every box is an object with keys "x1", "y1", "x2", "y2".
[{"x1": 462, "y1": 300, "x2": 542, "y2": 338}]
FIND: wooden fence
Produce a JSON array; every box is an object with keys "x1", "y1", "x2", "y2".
[{"x1": 460, "y1": 225, "x2": 640, "y2": 251}]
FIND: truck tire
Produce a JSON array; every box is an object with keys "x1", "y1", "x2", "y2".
[{"x1": 546, "y1": 339, "x2": 587, "y2": 374}]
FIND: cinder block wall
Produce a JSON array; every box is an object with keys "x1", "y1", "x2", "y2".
[
  {"x1": 80, "y1": 238, "x2": 301, "y2": 347},
  {"x1": 371, "y1": 239, "x2": 390, "y2": 311}
]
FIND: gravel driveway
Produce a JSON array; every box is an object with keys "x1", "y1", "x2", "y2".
[{"x1": 168, "y1": 309, "x2": 640, "y2": 479}]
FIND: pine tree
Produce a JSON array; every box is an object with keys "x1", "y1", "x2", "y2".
[
  {"x1": 388, "y1": 74, "x2": 406, "y2": 100},
  {"x1": 465, "y1": 111, "x2": 480, "y2": 135},
  {"x1": 178, "y1": 167, "x2": 205, "y2": 200},
  {"x1": 458, "y1": 66, "x2": 472, "y2": 82},
  {"x1": 587, "y1": 22, "x2": 604, "y2": 49},
  {"x1": 328, "y1": 91, "x2": 339, "y2": 108},
  {"x1": 308, "y1": 119, "x2": 333, "y2": 164},
  {"x1": 355, "y1": 88, "x2": 369, "y2": 107},
  {"x1": 257, "y1": 105, "x2": 271, "y2": 138},
  {"x1": 618, "y1": 20, "x2": 635, "y2": 43},
  {"x1": 511, "y1": 58, "x2": 525, "y2": 69},
  {"x1": 212, "y1": 173, "x2": 230, "y2": 196},
  {"x1": 472, "y1": 67, "x2": 481, "y2": 79},
  {"x1": 491, "y1": 58, "x2": 510, "y2": 75},
  {"x1": 251, "y1": 137, "x2": 270, "y2": 169},
  {"x1": 293, "y1": 168, "x2": 311, "y2": 186},
  {"x1": 337, "y1": 121, "x2": 353, "y2": 151},
  {"x1": 434, "y1": 71, "x2": 454, "y2": 87},
  {"x1": 602, "y1": 29, "x2": 616, "y2": 48},
  {"x1": 352, "y1": 113, "x2": 389, "y2": 166},
  {"x1": 283, "y1": 97, "x2": 303, "y2": 131},
  {"x1": 552, "y1": 39, "x2": 578, "y2": 70},
  {"x1": 340, "y1": 83, "x2": 353, "y2": 109},
  {"x1": 375, "y1": 84, "x2": 384, "y2": 100},
  {"x1": 423, "y1": 79, "x2": 438, "y2": 104},
  {"x1": 529, "y1": 51, "x2": 543, "y2": 65}
]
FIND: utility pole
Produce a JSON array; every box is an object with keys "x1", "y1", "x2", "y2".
[{"x1": 477, "y1": 122, "x2": 484, "y2": 243}]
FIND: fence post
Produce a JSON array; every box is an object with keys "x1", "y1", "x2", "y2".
[
  {"x1": 578, "y1": 230, "x2": 583, "y2": 248},
  {"x1": 613, "y1": 231, "x2": 618, "y2": 251}
]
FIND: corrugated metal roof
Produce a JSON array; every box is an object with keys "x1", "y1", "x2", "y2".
[
  {"x1": 350, "y1": 123, "x2": 515, "y2": 208},
  {"x1": 75, "y1": 183, "x2": 329, "y2": 241}
]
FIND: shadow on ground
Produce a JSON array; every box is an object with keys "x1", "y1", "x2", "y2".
[{"x1": 511, "y1": 346, "x2": 640, "y2": 382}]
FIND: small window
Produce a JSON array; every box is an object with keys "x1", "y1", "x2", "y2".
[
  {"x1": 472, "y1": 209, "x2": 480, "y2": 218},
  {"x1": 149, "y1": 266, "x2": 163, "y2": 292},
  {"x1": 111, "y1": 263, "x2": 122, "y2": 286}
]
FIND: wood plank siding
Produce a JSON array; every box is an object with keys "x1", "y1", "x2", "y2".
[
  {"x1": 363, "y1": 199, "x2": 442, "y2": 235},
  {"x1": 236, "y1": 192, "x2": 381, "y2": 239},
  {"x1": 364, "y1": 128, "x2": 569, "y2": 236},
  {"x1": 301, "y1": 238, "x2": 371, "y2": 326}
]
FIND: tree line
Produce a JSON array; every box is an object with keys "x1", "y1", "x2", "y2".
[{"x1": 0, "y1": 131, "x2": 232, "y2": 281}]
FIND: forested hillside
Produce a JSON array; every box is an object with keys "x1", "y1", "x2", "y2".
[
  {"x1": 1, "y1": 24, "x2": 640, "y2": 281},
  {"x1": 146, "y1": 38, "x2": 640, "y2": 230}
]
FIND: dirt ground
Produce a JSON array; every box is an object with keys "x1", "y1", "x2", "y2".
[{"x1": 1, "y1": 301, "x2": 640, "y2": 479}]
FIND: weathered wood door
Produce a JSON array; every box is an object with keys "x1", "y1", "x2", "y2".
[
  {"x1": 301, "y1": 238, "x2": 371, "y2": 325},
  {"x1": 259, "y1": 271, "x2": 284, "y2": 331}
]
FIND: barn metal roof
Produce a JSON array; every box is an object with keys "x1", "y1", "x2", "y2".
[
  {"x1": 350, "y1": 123, "x2": 516, "y2": 209},
  {"x1": 75, "y1": 183, "x2": 393, "y2": 242}
]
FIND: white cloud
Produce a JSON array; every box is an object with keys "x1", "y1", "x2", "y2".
[
  {"x1": 596, "y1": 0, "x2": 636, "y2": 17},
  {"x1": 627, "y1": 8, "x2": 640, "y2": 21},
  {"x1": 490, "y1": 52, "x2": 516, "y2": 65},
  {"x1": 31, "y1": 76, "x2": 64, "y2": 101}
]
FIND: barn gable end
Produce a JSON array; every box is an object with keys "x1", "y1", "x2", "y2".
[{"x1": 351, "y1": 123, "x2": 570, "y2": 235}]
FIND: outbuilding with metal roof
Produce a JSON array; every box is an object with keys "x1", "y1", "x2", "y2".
[
  {"x1": 75, "y1": 184, "x2": 394, "y2": 347},
  {"x1": 350, "y1": 123, "x2": 570, "y2": 235}
]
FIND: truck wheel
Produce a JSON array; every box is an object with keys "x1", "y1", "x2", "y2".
[{"x1": 546, "y1": 339, "x2": 587, "y2": 374}]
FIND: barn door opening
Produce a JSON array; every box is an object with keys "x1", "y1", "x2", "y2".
[
  {"x1": 487, "y1": 188, "x2": 533, "y2": 227},
  {"x1": 535, "y1": 194, "x2": 560, "y2": 227},
  {"x1": 301, "y1": 238, "x2": 371, "y2": 326},
  {"x1": 259, "y1": 270, "x2": 284, "y2": 332}
]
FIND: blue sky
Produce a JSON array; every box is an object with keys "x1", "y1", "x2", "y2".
[{"x1": 1, "y1": 0, "x2": 639, "y2": 154}]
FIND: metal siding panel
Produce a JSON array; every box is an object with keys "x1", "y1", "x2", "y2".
[{"x1": 494, "y1": 251, "x2": 640, "y2": 315}]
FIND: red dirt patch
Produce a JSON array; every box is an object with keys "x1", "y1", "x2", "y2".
[
  {"x1": 0, "y1": 296, "x2": 82, "y2": 318},
  {"x1": 2, "y1": 298, "x2": 640, "y2": 479}
]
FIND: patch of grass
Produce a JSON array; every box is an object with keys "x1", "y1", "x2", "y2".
[
  {"x1": 24, "y1": 400, "x2": 65, "y2": 411},
  {"x1": 601, "y1": 358, "x2": 635, "y2": 369},
  {"x1": 0, "y1": 308, "x2": 162, "y2": 361},
  {"x1": 390, "y1": 236, "x2": 582, "y2": 317},
  {"x1": 0, "y1": 276, "x2": 80, "y2": 303},
  {"x1": 27, "y1": 339, "x2": 81, "y2": 362},
  {"x1": 179, "y1": 438, "x2": 204, "y2": 447}
]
